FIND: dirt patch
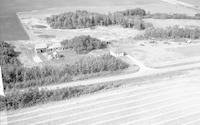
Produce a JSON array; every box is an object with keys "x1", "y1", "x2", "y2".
[
  {"x1": 32, "y1": 25, "x2": 47, "y2": 29},
  {"x1": 38, "y1": 34, "x2": 56, "y2": 38}
]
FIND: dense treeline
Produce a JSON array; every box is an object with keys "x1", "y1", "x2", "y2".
[
  {"x1": 0, "y1": 81, "x2": 122, "y2": 111},
  {"x1": 46, "y1": 9, "x2": 147, "y2": 30},
  {"x1": 0, "y1": 41, "x2": 21, "y2": 66},
  {"x1": 136, "y1": 25, "x2": 200, "y2": 39},
  {"x1": 61, "y1": 35, "x2": 108, "y2": 54},
  {"x1": 146, "y1": 13, "x2": 200, "y2": 20},
  {"x1": 3, "y1": 54, "x2": 129, "y2": 90}
]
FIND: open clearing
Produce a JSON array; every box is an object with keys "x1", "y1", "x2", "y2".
[
  {"x1": 112, "y1": 39, "x2": 200, "y2": 68},
  {"x1": 1, "y1": 68, "x2": 200, "y2": 125}
]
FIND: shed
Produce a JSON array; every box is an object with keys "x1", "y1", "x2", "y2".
[
  {"x1": 48, "y1": 42, "x2": 63, "y2": 52},
  {"x1": 35, "y1": 43, "x2": 47, "y2": 53},
  {"x1": 110, "y1": 48, "x2": 126, "y2": 57}
]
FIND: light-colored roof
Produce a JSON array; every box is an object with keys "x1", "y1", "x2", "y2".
[
  {"x1": 48, "y1": 43, "x2": 62, "y2": 49},
  {"x1": 35, "y1": 43, "x2": 47, "y2": 49}
]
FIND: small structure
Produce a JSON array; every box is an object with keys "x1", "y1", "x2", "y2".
[
  {"x1": 110, "y1": 48, "x2": 126, "y2": 57},
  {"x1": 48, "y1": 42, "x2": 63, "y2": 52},
  {"x1": 187, "y1": 39, "x2": 192, "y2": 44},
  {"x1": 35, "y1": 43, "x2": 47, "y2": 53}
]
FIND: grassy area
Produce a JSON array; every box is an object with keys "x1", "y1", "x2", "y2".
[{"x1": 167, "y1": 44, "x2": 200, "y2": 57}]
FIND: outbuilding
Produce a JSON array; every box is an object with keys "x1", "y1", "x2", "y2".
[
  {"x1": 35, "y1": 43, "x2": 47, "y2": 53},
  {"x1": 48, "y1": 42, "x2": 63, "y2": 52},
  {"x1": 110, "y1": 48, "x2": 126, "y2": 57}
]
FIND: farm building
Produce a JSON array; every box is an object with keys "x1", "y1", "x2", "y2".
[
  {"x1": 35, "y1": 43, "x2": 47, "y2": 53},
  {"x1": 48, "y1": 42, "x2": 63, "y2": 52},
  {"x1": 110, "y1": 48, "x2": 126, "y2": 57}
]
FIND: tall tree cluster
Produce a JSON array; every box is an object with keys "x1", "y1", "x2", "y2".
[
  {"x1": 0, "y1": 41, "x2": 21, "y2": 66},
  {"x1": 46, "y1": 9, "x2": 147, "y2": 30},
  {"x1": 61, "y1": 35, "x2": 108, "y2": 54},
  {"x1": 147, "y1": 13, "x2": 200, "y2": 19},
  {"x1": 3, "y1": 54, "x2": 129, "y2": 90},
  {"x1": 136, "y1": 25, "x2": 200, "y2": 39}
]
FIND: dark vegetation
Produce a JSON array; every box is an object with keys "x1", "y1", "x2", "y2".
[
  {"x1": 5, "y1": 55, "x2": 128, "y2": 90},
  {"x1": 0, "y1": 81, "x2": 122, "y2": 111},
  {"x1": 61, "y1": 35, "x2": 108, "y2": 54},
  {"x1": 46, "y1": 9, "x2": 147, "y2": 30},
  {"x1": 0, "y1": 41, "x2": 21, "y2": 66},
  {"x1": 146, "y1": 13, "x2": 200, "y2": 19},
  {"x1": 136, "y1": 25, "x2": 200, "y2": 39}
]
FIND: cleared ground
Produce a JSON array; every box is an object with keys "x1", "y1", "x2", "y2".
[
  {"x1": 113, "y1": 39, "x2": 200, "y2": 68},
  {"x1": 1, "y1": 68, "x2": 200, "y2": 125}
]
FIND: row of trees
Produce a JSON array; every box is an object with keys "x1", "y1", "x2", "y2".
[
  {"x1": 0, "y1": 80, "x2": 122, "y2": 111},
  {"x1": 46, "y1": 9, "x2": 147, "y2": 30},
  {"x1": 3, "y1": 54, "x2": 129, "y2": 90},
  {"x1": 146, "y1": 13, "x2": 200, "y2": 20},
  {"x1": 136, "y1": 25, "x2": 200, "y2": 39},
  {"x1": 61, "y1": 35, "x2": 108, "y2": 54}
]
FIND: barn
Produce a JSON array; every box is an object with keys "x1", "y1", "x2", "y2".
[{"x1": 35, "y1": 43, "x2": 48, "y2": 53}]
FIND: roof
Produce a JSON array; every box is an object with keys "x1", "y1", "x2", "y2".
[
  {"x1": 35, "y1": 43, "x2": 47, "y2": 49},
  {"x1": 48, "y1": 43, "x2": 62, "y2": 49}
]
